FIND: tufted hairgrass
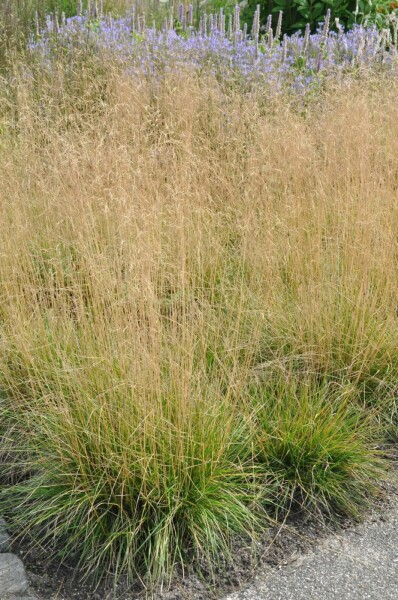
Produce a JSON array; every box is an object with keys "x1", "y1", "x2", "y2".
[
  {"x1": 250, "y1": 373, "x2": 384, "y2": 518},
  {"x1": 0, "y1": 56, "x2": 397, "y2": 588}
]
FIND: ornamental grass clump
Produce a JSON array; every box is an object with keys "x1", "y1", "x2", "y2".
[
  {"x1": 250, "y1": 374, "x2": 384, "y2": 518},
  {"x1": 0, "y1": 192, "x2": 266, "y2": 584},
  {"x1": 0, "y1": 41, "x2": 397, "y2": 588},
  {"x1": 0, "y1": 325, "x2": 262, "y2": 584}
]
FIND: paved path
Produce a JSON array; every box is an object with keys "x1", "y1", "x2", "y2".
[{"x1": 225, "y1": 503, "x2": 398, "y2": 600}]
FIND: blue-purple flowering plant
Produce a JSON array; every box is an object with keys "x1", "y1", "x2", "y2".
[{"x1": 27, "y1": 5, "x2": 398, "y2": 98}]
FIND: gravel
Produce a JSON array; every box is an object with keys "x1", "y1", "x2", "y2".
[{"x1": 225, "y1": 495, "x2": 398, "y2": 600}]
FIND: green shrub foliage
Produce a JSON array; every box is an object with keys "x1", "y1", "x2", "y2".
[{"x1": 244, "y1": 0, "x2": 397, "y2": 34}]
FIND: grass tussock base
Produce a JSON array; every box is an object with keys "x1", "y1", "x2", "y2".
[{"x1": 0, "y1": 61, "x2": 397, "y2": 590}]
